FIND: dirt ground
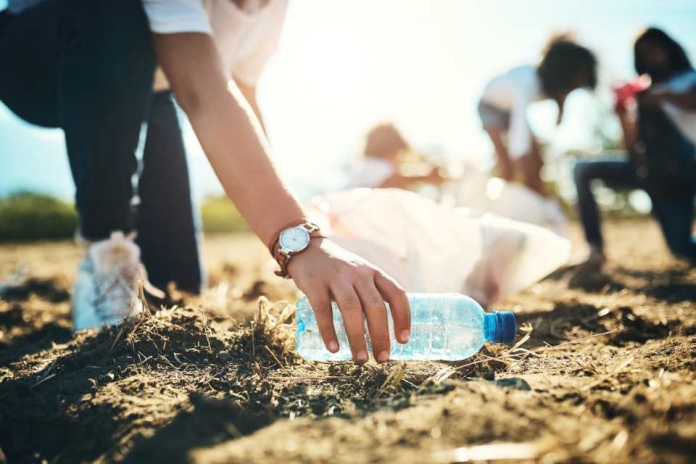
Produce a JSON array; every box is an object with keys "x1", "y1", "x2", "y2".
[{"x1": 0, "y1": 219, "x2": 694, "y2": 464}]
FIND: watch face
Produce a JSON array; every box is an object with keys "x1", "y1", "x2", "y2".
[{"x1": 279, "y1": 226, "x2": 310, "y2": 253}]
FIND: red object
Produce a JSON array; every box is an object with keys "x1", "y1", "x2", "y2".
[{"x1": 612, "y1": 75, "x2": 651, "y2": 111}]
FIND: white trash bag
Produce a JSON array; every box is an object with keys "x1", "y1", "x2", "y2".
[
  {"x1": 307, "y1": 188, "x2": 571, "y2": 306},
  {"x1": 441, "y1": 165, "x2": 550, "y2": 227}
]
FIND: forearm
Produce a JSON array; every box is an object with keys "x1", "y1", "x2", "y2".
[
  {"x1": 662, "y1": 90, "x2": 696, "y2": 111},
  {"x1": 379, "y1": 174, "x2": 420, "y2": 189},
  {"x1": 617, "y1": 112, "x2": 637, "y2": 152},
  {"x1": 153, "y1": 33, "x2": 303, "y2": 247},
  {"x1": 235, "y1": 79, "x2": 267, "y2": 133},
  {"x1": 187, "y1": 86, "x2": 304, "y2": 246}
]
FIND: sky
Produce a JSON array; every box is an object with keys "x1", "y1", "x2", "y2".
[{"x1": 1, "y1": 0, "x2": 696, "y2": 202}]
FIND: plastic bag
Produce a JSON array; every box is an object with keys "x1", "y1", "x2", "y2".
[
  {"x1": 440, "y1": 165, "x2": 550, "y2": 227},
  {"x1": 308, "y1": 188, "x2": 570, "y2": 306}
]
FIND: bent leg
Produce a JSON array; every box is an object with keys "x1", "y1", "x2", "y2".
[
  {"x1": 1, "y1": 0, "x2": 155, "y2": 240},
  {"x1": 137, "y1": 91, "x2": 203, "y2": 293},
  {"x1": 485, "y1": 128, "x2": 514, "y2": 181},
  {"x1": 0, "y1": 2, "x2": 61, "y2": 127},
  {"x1": 574, "y1": 160, "x2": 638, "y2": 252},
  {"x1": 515, "y1": 153, "x2": 544, "y2": 195},
  {"x1": 57, "y1": 0, "x2": 156, "y2": 240},
  {"x1": 651, "y1": 195, "x2": 696, "y2": 261}
]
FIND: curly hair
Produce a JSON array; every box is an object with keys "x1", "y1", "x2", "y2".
[
  {"x1": 537, "y1": 35, "x2": 597, "y2": 97},
  {"x1": 634, "y1": 27, "x2": 693, "y2": 77}
]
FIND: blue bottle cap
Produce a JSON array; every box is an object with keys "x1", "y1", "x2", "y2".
[{"x1": 483, "y1": 311, "x2": 517, "y2": 344}]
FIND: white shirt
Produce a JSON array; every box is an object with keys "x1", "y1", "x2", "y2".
[
  {"x1": 345, "y1": 158, "x2": 395, "y2": 189},
  {"x1": 655, "y1": 70, "x2": 696, "y2": 145},
  {"x1": 480, "y1": 65, "x2": 545, "y2": 159},
  {"x1": 144, "y1": 0, "x2": 288, "y2": 89}
]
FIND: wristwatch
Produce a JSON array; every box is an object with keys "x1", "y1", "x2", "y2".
[{"x1": 269, "y1": 221, "x2": 324, "y2": 278}]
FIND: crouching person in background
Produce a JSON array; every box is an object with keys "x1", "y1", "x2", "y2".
[{"x1": 574, "y1": 28, "x2": 696, "y2": 266}]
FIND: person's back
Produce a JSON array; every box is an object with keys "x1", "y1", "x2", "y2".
[{"x1": 480, "y1": 65, "x2": 543, "y2": 117}]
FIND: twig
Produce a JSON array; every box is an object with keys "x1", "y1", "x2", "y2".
[
  {"x1": 251, "y1": 321, "x2": 256, "y2": 358},
  {"x1": 227, "y1": 390, "x2": 248, "y2": 401},
  {"x1": 264, "y1": 346, "x2": 285, "y2": 369},
  {"x1": 508, "y1": 332, "x2": 532, "y2": 352},
  {"x1": 110, "y1": 298, "x2": 136, "y2": 351},
  {"x1": 135, "y1": 355, "x2": 153, "y2": 366},
  {"x1": 379, "y1": 363, "x2": 407, "y2": 393},
  {"x1": 31, "y1": 373, "x2": 57, "y2": 390},
  {"x1": 266, "y1": 375, "x2": 353, "y2": 381}
]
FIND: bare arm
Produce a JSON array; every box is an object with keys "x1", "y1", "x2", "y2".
[
  {"x1": 616, "y1": 107, "x2": 637, "y2": 153},
  {"x1": 234, "y1": 78, "x2": 266, "y2": 133},
  {"x1": 379, "y1": 168, "x2": 445, "y2": 189},
  {"x1": 153, "y1": 34, "x2": 296, "y2": 244},
  {"x1": 152, "y1": 33, "x2": 409, "y2": 363},
  {"x1": 659, "y1": 87, "x2": 696, "y2": 111}
]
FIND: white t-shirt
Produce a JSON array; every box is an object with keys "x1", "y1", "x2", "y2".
[
  {"x1": 345, "y1": 158, "x2": 396, "y2": 189},
  {"x1": 655, "y1": 70, "x2": 696, "y2": 145},
  {"x1": 480, "y1": 65, "x2": 545, "y2": 159},
  {"x1": 144, "y1": 0, "x2": 288, "y2": 88}
]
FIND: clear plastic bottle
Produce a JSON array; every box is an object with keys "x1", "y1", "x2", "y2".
[{"x1": 295, "y1": 293, "x2": 517, "y2": 362}]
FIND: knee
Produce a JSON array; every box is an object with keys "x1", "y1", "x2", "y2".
[
  {"x1": 574, "y1": 162, "x2": 589, "y2": 185},
  {"x1": 67, "y1": 0, "x2": 156, "y2": 66},
  {"x1": 574, "y1": 162, "x2": 599, "y2": 192}
]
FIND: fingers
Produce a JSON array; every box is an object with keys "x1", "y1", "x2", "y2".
[
  {"x1": 330, "y1": 282, "x2": 369, "y2": 364},
  {"x1": 304, "y1": 289, "x2": 339, "y2": 353},
  {"x1": 354, "y1": 277, "x2": 390, "y2": 363},
  {"x1": 375, "y1": 271, "x2": 411, "y2": 344}
]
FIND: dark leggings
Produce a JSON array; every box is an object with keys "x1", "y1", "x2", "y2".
[
  {"x1": 574, "y1": 160, "x2": 696, "y2": 260},
  {"x1": 0, "y1": 0, "x2": 202, "y2": 292},
  {"x1": 137, "y1": 92, "x2": 202, "y2": 293}
]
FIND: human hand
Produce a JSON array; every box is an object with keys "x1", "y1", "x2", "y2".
[
  {"x1": 426, "y1": 166, "x2": 447, "y2": 184},
  {"x1": 614, "y1": 100, "x2": 630, "y2": 117},
  {"x1": 287, "y1": 239, "x2": 411, "y2": 364}
]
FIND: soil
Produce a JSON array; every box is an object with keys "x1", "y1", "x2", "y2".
[{"x1": 0, "y1": 220, "x2": 694, "y2": 464}]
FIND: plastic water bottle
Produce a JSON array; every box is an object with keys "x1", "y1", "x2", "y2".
[{"x1": 295, "y1": 293, "x2": 516, "y2": 361}]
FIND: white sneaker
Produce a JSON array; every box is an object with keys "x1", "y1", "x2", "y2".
[{"x1": 72, "y1": 232, "x2": 145, "y2": 331}]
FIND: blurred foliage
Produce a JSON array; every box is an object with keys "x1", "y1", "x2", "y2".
[
  {"x1": 0, "y1": 193, "x2": 249, "y2": 243},
  {"x1": 0, "y1": 192, "x2": 78, "y2": 241},
  {"x1": 199, "y1": 196, "x2": 250, "y2": 234}
]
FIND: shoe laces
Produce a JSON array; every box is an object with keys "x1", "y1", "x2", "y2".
[{"x1": 93, "y1": 261, "x2": 141, "y2": 321}]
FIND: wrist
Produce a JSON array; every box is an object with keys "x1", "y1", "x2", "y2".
[
  {"x1": 270, "y1": 221, "x2": 325, "y2": 278},
  {"x1": 266, "y1": 218, "x2": 309, "y2": 254}
]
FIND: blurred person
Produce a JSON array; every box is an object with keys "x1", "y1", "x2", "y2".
[
  {"x1": 0, "y1": 0, "x2": 411, "y2": 364},
  {"x1": 478, "y1": 35, "x2": 598, "y2": 228},
  {"x1": 574, "y1": 27, "x2": 696, "y2": 266},
  {"x1": 345, "y1": 123, "x2": 446, "y2": 190}
]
